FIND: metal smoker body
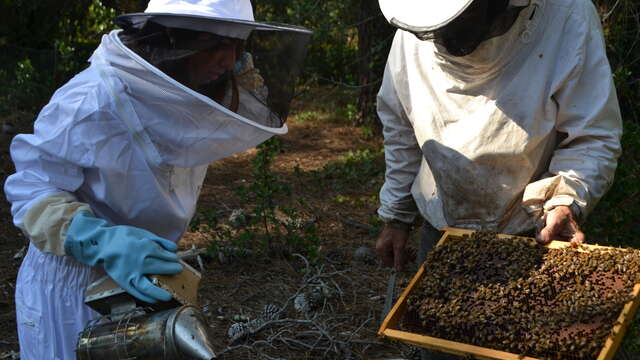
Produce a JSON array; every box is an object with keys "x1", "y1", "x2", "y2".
[{"x1": 77, "y1": 260, "x2": 216, "y2": 360}]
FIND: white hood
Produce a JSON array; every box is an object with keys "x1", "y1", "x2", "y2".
[
  {"x1": 90, "y1": 30, "x2": 286, "y2": 168},
  {"x1": 430, "y1": 1, "x2": 543, "y2": 88}
]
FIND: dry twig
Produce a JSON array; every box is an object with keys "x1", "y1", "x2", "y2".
[{"x1": 219, "y1": 254, "x2": 381, "y2": 359}]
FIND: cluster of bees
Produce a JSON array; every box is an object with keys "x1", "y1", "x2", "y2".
[{"x1": 404, "y1": 231, "x2": 640, "y2": 359}]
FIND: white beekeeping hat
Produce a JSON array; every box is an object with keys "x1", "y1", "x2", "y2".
[
  {"x1": 378, "y1": 0, "x2": 530, "y2": 32},
  {"x1": 144, "y1": 0, "x2": 254, "y2": 21},
  {"x1": 116, "y1": 0, "x2": 257, "y2": 39},
  {"x1": 378, "y1": 0, "x2": 475, "y2": 31}
]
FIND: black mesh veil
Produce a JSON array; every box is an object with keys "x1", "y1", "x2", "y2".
[
  {"x1": 238, "y1": 25, "x2": 311, "y2": 127},
  {"x1": 115, "y1": 14, "x2": 312, "y2": 128},
  {"x1": 390, "y1": 0, "x2": 527, "y2": 57}
]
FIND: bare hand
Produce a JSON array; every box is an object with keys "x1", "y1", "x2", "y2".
[
  {"x1": 376, "y1": 226, "x2": 411, "y2": 270},
  {"x1": 536, "y1": 205, "x2": 585, "y2": 246}
]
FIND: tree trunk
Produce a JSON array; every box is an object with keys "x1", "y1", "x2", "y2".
[{"x1": 354, "y1": 0, "x2": 393, "y2": 129}]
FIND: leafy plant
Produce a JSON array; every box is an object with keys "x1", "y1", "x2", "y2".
[
  {"x1": 311, "y1": 148, "x2": 385, "y2": 190},
  {"x1": 293, "y1": 110, "x2": 319, "y2": 123},
  {"x1": 0, "y1": 59, "x2": 48, "y2": 116},
  {"x1": 203, "y1": 138, "x2": 319, "y2": 260},
  {"x1": 0, "y1": 0, "x2": 115, "y2": 121},
  {"x1": 584, "y1": 120, "x2": 640, "y2": 248}
]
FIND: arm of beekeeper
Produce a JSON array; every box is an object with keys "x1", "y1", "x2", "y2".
[
  {"x1": 522, "y1": 2, "x2": 622, "y2": 224},
  {"x1": 4, "y1": 104, "x2": 97, "y2": 255},
  {"x1": 5, "y1": 132, "x2": 182, "y2": 304},
  {"x1": 3, "y1": 81, "x2": 118, "y2": 255},
  {"x1": 377, "y1": 59, "x2": 422, "y2": 225}
]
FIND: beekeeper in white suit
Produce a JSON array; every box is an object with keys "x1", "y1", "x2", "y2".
[
  {"x1": 4, "y1": 0, "x2": 311, "y2": 358},
  {"x1": 375, "y1": 0, "x2": 622, "y2": 273}
]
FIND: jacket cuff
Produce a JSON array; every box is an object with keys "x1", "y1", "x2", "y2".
[
  {"x1": 21, "y1": 192, "x2": 94, "y2": 256},
  {"x1": 544, "y1": 194, "x2": 581, "y2": 217},
  {"x1": 542, "y1": 194, "x2": 574, "y2": 210},
  {"x1": 377, "y1": 205, "x2": 418, "y2": 225},
  {"x1": 522, "y1": 175, "x2": 587, "y2": 223},
  {"x1": 380, "y1": 217, "x2": 415, "y2": 232},
  {"x1": 543, "y1": 195, "x2": 582, "y2": 222}
]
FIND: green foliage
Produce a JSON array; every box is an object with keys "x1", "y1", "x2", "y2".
[
  {"x1": 202, "y1": 138, "x2": 320, "y2": 260},
  {"x1": 238, "y1": 138, "x2": 290, "y2": 250},
  {"x1": 254, "y1": 1, "x2": 361, "y2": 84},
  {"x1": 253, "y1": 0, "x2": 393, "y2": 94},
  {"x1": 621, "y1": 315, "x2": 640, "y2": 355},
  {"x1": 343, "y1": 103, "x2": 358, "y2": 123},
  {"x1": 294, "y1": 110, "x2": 320, "y2": 123},
  {"x1": 584, "y1": 120, "x2": 640, "y2": 247},
  {"x1": 0, "y1": 0, "x2": 92, "y2": 50},
  {"x1": 584, "y1": 0, "x2": 640, "y2": 253},
  {"x1": 0, "y1": 0, "x2": 115, "y2": 121},
  {"x1": 0, "y1": 59, "x2": 49, "y2": 116},
  {"x1": 595, "y1": 0, "x2": 640, "y2": 123},
  {"x1": 312, "y1": 148, "x2": 385, "y2": 190}
]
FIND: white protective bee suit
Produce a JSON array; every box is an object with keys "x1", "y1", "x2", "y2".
[
  {"x1": 3, "y1": 1, "x2": 311, "y2": 358},
  {"x1": 377, "y1": 0, "x2": 622, "y2": 234}
]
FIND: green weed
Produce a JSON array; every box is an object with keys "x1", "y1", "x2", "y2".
[
  {"x1": 201, "y1": 138, "x2": 319, "y2": 261},
  {"x1": 294, "y1": 110, "x2": 320, "y2": 123},
  {"x1": 311, "y1": 148, "x2": 385, "y2": 190}
]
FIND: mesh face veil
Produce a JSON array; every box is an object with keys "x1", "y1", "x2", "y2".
[
  {"x1": 390, "y1": 0, "x2": 527, "y2": 57},
  {"x1": 116, "y1": 15, "x2": 312, "y2": 129}
]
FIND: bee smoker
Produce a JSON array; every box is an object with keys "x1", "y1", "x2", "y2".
[{"x1": 77, "y1": 261, "x2": 216, "y2": 359}]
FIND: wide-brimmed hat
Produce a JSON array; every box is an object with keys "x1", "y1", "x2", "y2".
[
  {"x1": 116, "y1": 0, "x2": 266, "y2": 39},
  {"x1": 378, "y1": 0, "x2": 475, "y2": 31}
]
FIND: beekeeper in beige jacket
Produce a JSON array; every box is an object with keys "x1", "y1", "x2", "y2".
[{"x1": 374, "y1": 0, "x2": 622, "y2": 270}]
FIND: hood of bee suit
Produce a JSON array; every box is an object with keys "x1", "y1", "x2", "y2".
[
  {"x1": 430, "y1": 0, "x2": 541, "y2": 88},
  {"x1": 88, "y1": 29, "x2": 286, "y2": 168}
]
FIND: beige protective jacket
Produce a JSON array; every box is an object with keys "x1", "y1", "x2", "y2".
[{"x1": 377, "y1": 0, "x2": 622, "y2": 234}]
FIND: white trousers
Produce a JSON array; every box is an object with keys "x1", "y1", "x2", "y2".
[{"x1": 15, "y1": 244, "x2": 100, "y2": 360}]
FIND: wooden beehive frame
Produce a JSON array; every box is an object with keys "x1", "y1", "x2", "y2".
[
  {"x1": 85, "y1": 259, "x2": 201, "y2": 315},
  {"x1": 378, "y1": 227, "x2": 640, "y2": 360}
]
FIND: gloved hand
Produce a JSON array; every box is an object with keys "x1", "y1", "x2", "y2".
[{"x1": 64, "y1": 211, "x2": 183, "y2": 303}]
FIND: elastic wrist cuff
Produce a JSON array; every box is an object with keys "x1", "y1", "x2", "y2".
[
  {"x1": 543, "y1": 195, "x2": 575, "y2": 212},
  {"x1": 542, "y1": 197, "x2": 583, "y2": 223}
]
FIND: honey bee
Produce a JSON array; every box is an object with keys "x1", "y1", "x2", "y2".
[{"x1": 403, "y1": 230, "x2": 640, "y2": 358}]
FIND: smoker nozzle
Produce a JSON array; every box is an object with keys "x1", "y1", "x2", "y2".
[{"x1": 173, "y1": 306, "x2": 217, "y2": 359}]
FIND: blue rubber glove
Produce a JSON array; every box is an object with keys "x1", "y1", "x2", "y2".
[{"x1": 64, "y1": 211, "x2": 183, "y2": 303}]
